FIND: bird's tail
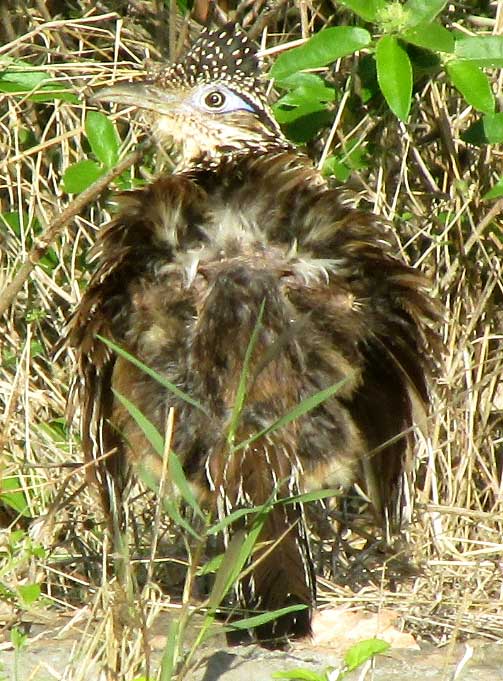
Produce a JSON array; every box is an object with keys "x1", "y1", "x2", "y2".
[{"x1": 209, "y1": 437, "x2": 315, "y2": 646}]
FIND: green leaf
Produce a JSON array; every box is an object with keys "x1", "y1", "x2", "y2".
[
  {"x1": 0, "y1": 211, "x2": 23, "y2": 235},
  {"x1": 454, "y1": 35, "x2": 503, "y2": 67},
  {"x1": 278, "y1": 108, "x2": 334, "y2": 144},
  {"x1": 344, "y1": 638, "x2": 390, "y2": 671},
  {"x1": 274, "y1": 99, "x2": 328, "y2": 124},
  {"x1": 322, "y1": 139, "x2": 369, "y2": 181},
  {"x1": 338, "y1": 0, "x2": 386, "y2": 22},
  {"x1": 85, "y1": 111, "x2": 120, "y2": 168},
  {"x1": 275, "y1": 73, "x2": 337, "y2": 108},
  {"x1": 275, "y1": 72, "x2": 336, "y2": 99},
  {"x1": 272, "y1": 670, "x2": 326, "y2": 681},
  {"x1": 401, "y1": 22, "x2": 454, "y2": 53},
  {"x1": 357, "y1": 53, "x2": 379, "y2": 103},
  {"x1": 0, "y1": 79, "x2": 77, "y2": 103},
  {"x1": 37, "y1": 418, "x2": 68, "y2": 445},
  {"x1": 271, "y1": 27, "x2": 371, "y2": 80},
  {"x1": 446, "y1": 61, "x2": 495, "y2": 113},
  {"x1": 0, "y1": 60, "x2": 47, "y2": 89},
  {"x1": 462, "y1": 113, "x2": 503, "y2": 145},
  {"x1": 29, "y1": 84, "x2": 78, "y2": 103},
  {"x1": 323, "y1": 156, "x2": 352, "y2": 182},
  {"x1": 483, "y1": 178, "x2": 503, "y2": 200},
  {"x1": 62, "y1": 159, "x2": 104, "y2": 194},
  {"x1": 29, "y1": 339, "x2": 45, "y2": 356},
  {"x1": 31, "y1": 544, "x2": 47, "y2": 560},
  {"x1": 403, "y1": 0, "x2": 447, "y2": 26},
  {"x1": 176, "y1": 0, "x2": 192, "y2": 14},
  {"x1": 10, "y1": 627, "x2": 27, "y2": 650},
  {"x1": 376, "y1": 35, "x2": 412, "y2": 121},
  {"x1": 98, "y1": 336, "x2": 209, "y2": 415},
  {"x1": 0, "y1": 476, "x2": 30, "y2": 517},
  {"x1": 0, "y1": 59, "x2": 77, "y2": 102},
  {"x1": 477, "y1": 113, "x2": 503, "y2": 143},
  {"x1": 276, "y1": 90, "x2": 330, "y2": 109},
  {"x1": 17, "y1": 583, "x2": 41, "y2": 606}
]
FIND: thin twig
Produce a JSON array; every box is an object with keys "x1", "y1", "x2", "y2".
[
  {"x1": 441, "y1": 197, "x2": 503, "y2": 289},
  {"x1": 0, "y1": 142, "x2": 150, "y2": 318}
]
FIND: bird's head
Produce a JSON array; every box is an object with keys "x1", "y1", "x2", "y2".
[{"x1": 94, "y1": 24, "x2": 291, "y2": 170}]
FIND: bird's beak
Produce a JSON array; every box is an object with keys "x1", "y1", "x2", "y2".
[{"x1": 91, "y1": 82, "x2": 183, "y2": 116}]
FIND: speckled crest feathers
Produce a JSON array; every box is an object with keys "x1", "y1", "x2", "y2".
[{"x1": 157, "y1": 23, "x2": 268, "y2": 102}]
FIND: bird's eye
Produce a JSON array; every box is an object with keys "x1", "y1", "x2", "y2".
[
  {"x1": 193, "y1": 84, "x2": 254, "y2": 114},
  {"x1": 204, "y1": 90, "x2": 226, "y2": 109}
]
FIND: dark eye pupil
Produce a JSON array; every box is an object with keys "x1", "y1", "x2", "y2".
[{"x1": 205, "y1": 91, "x2": 224, "y2": 108}]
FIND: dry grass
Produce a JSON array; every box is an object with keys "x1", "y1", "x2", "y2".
[{"x1": 0, "y1": 0, "x2": 502, "y2": 678}]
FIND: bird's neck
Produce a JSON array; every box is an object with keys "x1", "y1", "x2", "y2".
[
  {"x1": 177, "y1": 145, "x2": 325, "y2": 197},
  {"x1": 175, "y1": 138, "x2": 296, "y2": 175}
]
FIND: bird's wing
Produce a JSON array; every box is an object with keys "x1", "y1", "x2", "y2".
[
  {"x1": 297, "y1": 193, "x2": 442, "y2": 529},
  {"x1": 65, "y1": 241, "x2": 133, "y2": 524},
  {"x1": 65, "y1": 176, "x2": 207, "y2": 524}
]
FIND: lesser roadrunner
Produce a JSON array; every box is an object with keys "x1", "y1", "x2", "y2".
[{"x1": 67, "y1": 24, "x2": 439, "y2": 646}]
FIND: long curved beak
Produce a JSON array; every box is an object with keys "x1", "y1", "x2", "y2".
[{"x1": 91, "y1": 82, "x2": 183, "y2": 115}]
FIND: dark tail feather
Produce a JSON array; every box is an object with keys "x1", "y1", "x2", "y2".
[
  {"x1": 240, "y1": 498, "x2": 315, "y2": 646},
  {"x1": 76, "y1": 360, "x2": 130, "y2": 558},
  {"x1": 211, "y1": 439, "x2": 315, "y2": 647}
]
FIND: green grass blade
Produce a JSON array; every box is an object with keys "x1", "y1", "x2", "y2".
[
  {"x1": 168, "y1": 450, "x2": 205, "y2": 519},
  {"x1": 98, "y1": 335, "x2": 209, "y2": 415},
  {"x1": 113, "y1": 390, "x2": 164, "y2": 455},
  {"x1": 281, "y1": 487, "x2": 342, "y2": 505},
  {"x1": 207, "y1": 505, "x2": 265, "y2": 535},
  {"x1": 233, "y1": 378, "x2": 349, "y2": 452},
  {"x1": 207, "y1": 487, "x2": 339, "y2": 535},
  {"x1": 163, "y1": 499, "x2": 201, "y2": 540},
  {"x1": 159, "y1": 617, "x2": 180, "y2": 681},
  {"x1": 226, "y1": 299, "x2": 266, "y2": 447},
  {"x1": 113, "y1": 390, "x2": 203, "y2": 535},
  {"x1": 207, "y1": 520, "x2": 264, "y2": 611},
  {"x1": 196, "y1": 553, "x2": 224, "y2": 576},
  {"x1": 223, "y1": 603, "x2": 308, "y2": 631}
]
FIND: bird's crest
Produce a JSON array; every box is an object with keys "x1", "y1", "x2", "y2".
[
  {"x1": 156, "y1": 23, "x2": 271, "y2": 111},
  {"x1": 174, "y1": 23, "x2": 259, "y2": 83}
]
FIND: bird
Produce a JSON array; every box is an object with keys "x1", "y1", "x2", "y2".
[{"x1": 66, "y1": 23, "x2": 439, "y2": 647}]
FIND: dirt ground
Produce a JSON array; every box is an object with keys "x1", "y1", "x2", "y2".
[{"x1": 2, "y1": 610, "x2": 503, "y2": 681}]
